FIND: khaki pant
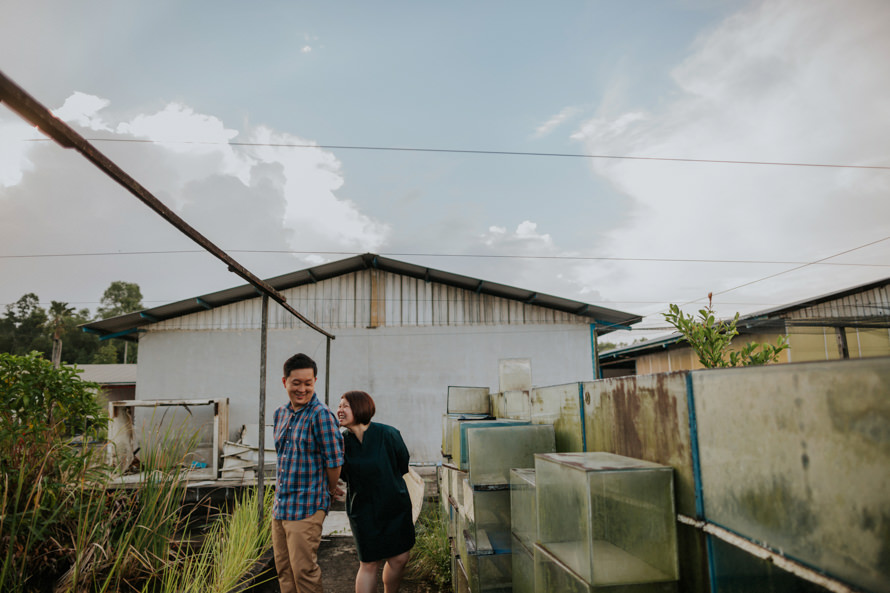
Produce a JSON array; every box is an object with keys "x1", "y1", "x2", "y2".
[{"x1": 272, "y1": 510, "x2": 326, "y2": 593}]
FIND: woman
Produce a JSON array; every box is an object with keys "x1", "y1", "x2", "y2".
[{"x1": 337, "y1": 390, "x2": 415, "y2": 593}]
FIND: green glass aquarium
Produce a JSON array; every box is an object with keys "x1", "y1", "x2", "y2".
[
  {"x1": 535, "y1": 452, "x2": 679, "y2": 587},
  {"x1": 442, "y1": 413, "x2": 489, "y2": 459},
  {"x1": 464, "y1": 548, "x2": 513, "y2": 593},
  {"x1": 510, "y1": 468, "x2": 537, "y2": 548},
  {"x1": 465, "y1": 487, "x2": 512, "y2": 554},
  {"x1": 454, "y1": 419, "x2": 529, "y2": 469},
  {"x1": 499, "y1": 357, "x2": 532, "y2": 392},
  {"x1": 512, "y1": 534, "x2": 535, "y2": 593},
  {"x1": 447, "y1": 386, "x2": 491, "y2": 415},
  {"x1": 467, "y1": 424, "x2": 554, "y2": 487},
  {"x1": 535, "y1": 543, "x2": 678, "y2": 593},
  {"x1": 453, "y1": 554, "x2": 470, "y2": 593},
  {"x1": 491, "y1": 389, "x2": 532, "y2": 421}
]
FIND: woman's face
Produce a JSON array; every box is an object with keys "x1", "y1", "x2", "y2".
[{"x1": 337, "y1": 397, "x2": 356, "y2": 428}]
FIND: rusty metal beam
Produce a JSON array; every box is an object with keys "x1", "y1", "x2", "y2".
[{"x1": 0, "y1": 69, "x2": 334, "y2": 340}]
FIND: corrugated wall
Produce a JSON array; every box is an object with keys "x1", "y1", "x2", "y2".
[
  {"x1": 786, "y1": 283, "x2": 890, "y2": 322},
  {"x1": 147, "y1": 269, "x2": 587, "y2": 331}
]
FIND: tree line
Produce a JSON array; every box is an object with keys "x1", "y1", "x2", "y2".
[{"x1": 0, "y1": 281, "x2": 143, "y2": 365}]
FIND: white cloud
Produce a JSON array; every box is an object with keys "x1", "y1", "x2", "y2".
[
  {"x1": 0, "y1": 94, "x2": 390, "y2": 307},
  {"x1": 301, "y1": 45, "x2": 312, "y2": 53},
  {"x1": 53, "y1": 92, "x2": 113, "y2": 131},
  {"x1": 481, "y1": 220, "x2": 554, "y2": 251},
  {"x1": 0, "y1": 118, "x2": 41, "y2": 188},
  {"x1": 570, "y1": 0, "x2": 890, "y2": 322},
  {"x1": 533, "y1": 106, "x2": 582, "y2": 138}
]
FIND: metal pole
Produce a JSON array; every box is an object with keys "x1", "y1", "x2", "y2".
[
  {"x1": 258, "y1": 294, "x2": 269, "y2": 528},
  {"x1": 325, "y1": 336, "x2": 332, "y2": 407}
]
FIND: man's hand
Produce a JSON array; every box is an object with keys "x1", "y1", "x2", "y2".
[{"x1": 331, "y1": 479, "x2": 346, "y2": 502}]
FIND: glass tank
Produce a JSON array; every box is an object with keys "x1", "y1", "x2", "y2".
[
  {"x1": 464, "y1": 549, "x2": 513, "y2": 593},
  {"x1": 442, "y1": 414, "x2": 489, "y2": 458},
  {"x1": 512, "y1": 534, "x2": 535, "y2": 593},
  {"x1": 535, "y1": 452, "x2": 679, "y2": 587},
  {"x1": 465, "y1": 487, "x2": 512, "y2": 554},
  {"x1": 510, "y1": 468, "x2": 537, "y2": 547},
  {"x1": 453, "y1": 555, "x2": 470, "y2": 593},
  {"x1": 535, "y1": 543, "x2": 679, "y2": 593},
  {"x1": 498, "y1": 389, "x2": 532, "y2": 421},
  {"x1": 454, "y1": 419, "x2": 530, "y2": 469},
  {"x1": 467, "y1": 424, "x2": 554, "y2": 486},
  {"x1": 447, "y1": 386, "x2": 491, "y2": 415},
  {"x1": 499, "y1": 358, "x2": 532, "y2": 391}
]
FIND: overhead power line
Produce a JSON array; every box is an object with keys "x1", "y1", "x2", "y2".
[
  {"x1": 20, "y1": 137, "x2": 890, "y2": 171},
  {"x1": 1, "y1": 249, "x2": 888, "y2": 268}
]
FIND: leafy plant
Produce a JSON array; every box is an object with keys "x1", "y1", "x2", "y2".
[
  {"x1": 407, "y1": 505, "x2": 452, "y2": 591},
  {"x1": 663, "y1": 302, "x2": 789, "y2": 368},
  {"x1": 0, "y1": 352, "x2": 105, "y2": 592},
  {"x1": 152, "y1": 486, "x2": 275, "y2": 593}
]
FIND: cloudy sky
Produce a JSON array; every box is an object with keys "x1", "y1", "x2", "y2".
[{"x1": 1, "y1": 0, "x2": 888, "y2": 341}]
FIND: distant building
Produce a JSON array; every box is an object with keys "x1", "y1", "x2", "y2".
[
  {"x1": 599, "y1": 277, "x2": 890, "y2": 377},
  {"x1": 77, "y1": 364, "x2": 137, "y2": 402},
  {"x1": 83, "y1": 253, "x2": 641, "y2": 462}
]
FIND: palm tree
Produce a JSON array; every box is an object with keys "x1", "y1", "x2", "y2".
[{"x1": 48, "y1": 301, "x2": 75, "y2": 368}]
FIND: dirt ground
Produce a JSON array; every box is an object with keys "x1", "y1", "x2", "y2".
[
  {"x1": 248, "y1": 468, "x2": 443, "y2": 593},
  {"x1": 250, "y1": 535, "x2": 442, "y2": 593}
]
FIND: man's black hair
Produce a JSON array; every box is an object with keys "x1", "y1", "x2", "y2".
[{"x1": 283, "y1": 353, "x2": 317, "y2": 377}]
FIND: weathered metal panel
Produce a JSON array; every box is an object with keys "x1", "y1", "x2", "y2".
[
  {"x1": 417, "y1": 277, "x2": 433, "y2": 326},
  {"x1": 582, "y1": 373, "x2": 695, "y2": 515},
  {"x1": 146, "y1": 268, "x2": 593, "y2": 332},
  {"x1": 692, "y1": 358, "x2": 890, "y2": 593},
  {"x1": 530, "y1": 383, "x2": 584, "y2": 453},
  {"x1": 582, "y1": 372, "x2": 705, "y2": 593}
]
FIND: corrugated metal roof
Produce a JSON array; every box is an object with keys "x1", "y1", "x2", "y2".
[
  {"x1": 599, "y1": 275, "x2": 890, "y2": 361},
  {"x1": 76, "y1": 364, "x2": 137, "y2": 384},
  {"x1": 82, "y1": 253, "x2": 642, "y2": 339}
]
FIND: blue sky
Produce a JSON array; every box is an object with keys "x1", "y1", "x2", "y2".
[{"x1": 1, "y1": 0, "x2": 888, "y2": 341}]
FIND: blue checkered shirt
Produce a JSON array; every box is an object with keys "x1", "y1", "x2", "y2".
[{"x1": 273, "y1": 394, "x2": 344, "y2": 521}]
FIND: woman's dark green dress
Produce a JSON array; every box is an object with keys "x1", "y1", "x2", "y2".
[{"x1": 343, "y1": 422, "x2": 416, "y2": 562}]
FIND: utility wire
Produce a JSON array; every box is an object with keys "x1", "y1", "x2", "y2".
[
  {"x1": 1, "y1": 249, "x2": 888, "y2": 268},
  {"x1": 20, "y1": 137, "x2": 890, "y2": 171},
  {"x1": 616, "y1": 234, "x2": 890, "y2": 328}
]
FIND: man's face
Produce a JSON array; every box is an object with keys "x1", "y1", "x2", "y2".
[{"x1": 283, "y1": 367, "x2": 316, "y2": 409}]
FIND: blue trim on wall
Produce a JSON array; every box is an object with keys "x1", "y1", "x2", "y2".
[
  {"x1": 706, "y1": 533, "x2": 719, "y2": 593},
  {"x1": 686, "y1": 371, "x2": 715, "y2": 589},
  {"x1": 578, "y1": 382, "x2": 588, "y2": 452},
  {"x1": 685, "y1": 372, "x2": 705, "y2": 519},
  {"x1": 589, "y1": 324, "x2": 600, "y2": 379}
]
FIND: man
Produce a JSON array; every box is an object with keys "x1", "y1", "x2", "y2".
[{"x1": 272, "y1": 353, "x2": 345, "y2": 593}]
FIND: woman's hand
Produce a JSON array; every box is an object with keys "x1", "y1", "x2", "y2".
[{"x1": 331, "y1": 479, "x2": 347, "y2": 502}]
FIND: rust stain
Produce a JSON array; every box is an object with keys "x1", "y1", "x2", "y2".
[{"x1": 611, "y1": 379, "x2": 644, "y2": 459}]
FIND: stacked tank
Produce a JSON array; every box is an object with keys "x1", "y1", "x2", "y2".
[
  {"x1": 440, "y1": 381, "x2": 557, "y2": 592},
  {"x1": 439, "y1": 360, "x2": 680, "y2": 592},
  {"x1": 533, "y1": 452, "x2": 679, "y2": 592}
]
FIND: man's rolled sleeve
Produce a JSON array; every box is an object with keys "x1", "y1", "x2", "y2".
[{"x1": 317, "y1": 409, "x2": 345, "y2": 469}]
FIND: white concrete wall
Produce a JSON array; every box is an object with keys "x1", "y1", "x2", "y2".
[{"x1": 135, "y1": 323, "x2": 595, "y2": 462}]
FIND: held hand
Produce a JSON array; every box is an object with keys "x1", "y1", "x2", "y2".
[{"x1": 331, "y1": 479, "x2": 346, "y2": 502}]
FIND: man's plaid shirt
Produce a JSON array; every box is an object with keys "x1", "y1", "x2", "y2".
[{"x1": 273, "y1": 394, "x2": 344, "y2": 521}]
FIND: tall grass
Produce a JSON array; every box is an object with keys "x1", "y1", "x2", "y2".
[
  {"x1": 407, "y1": 504, "x2": 452, "y2": 591},
  {"x1": 2, "y1": 355, "x2": 268, "y2": 593},
  {"x1": 55, "y1": 414, "x2": 200, "y2": 593},
  {"x1": 152, "y1": 486, "x2": 275, "y2": 593}
]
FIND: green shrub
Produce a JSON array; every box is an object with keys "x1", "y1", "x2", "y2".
[
  {"x1": 407, "y1": 505, "x2": 452, "y2": 591},
  {"x1": 663, "y1": 304, "x2": 789, "y2": 368},
  {"x1": 0, "y1": 352, "x2": 105, "y2": 592}
]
